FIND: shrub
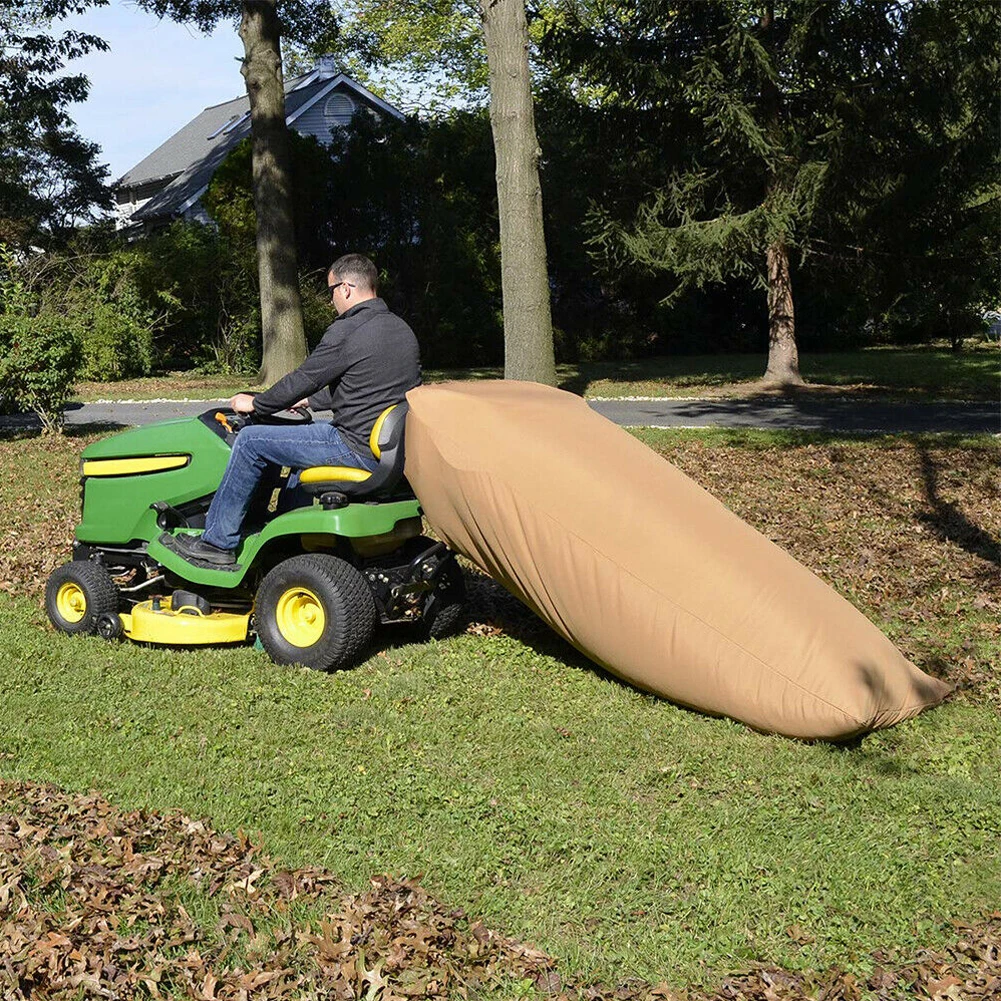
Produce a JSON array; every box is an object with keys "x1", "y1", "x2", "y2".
[
  {"x1": 0, "y1": 246, "x2": 79, "y2": 430},
  {"x1": 59, "y1": 252, "x2": 156, "y2": 380},
  {"x1": 0, "y1": 312, "x2": 81, "y2": 432}
]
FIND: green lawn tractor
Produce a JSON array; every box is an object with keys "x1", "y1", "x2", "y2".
[{"x1": 44, "y1": 403, "x2": 466, "y2": 670}]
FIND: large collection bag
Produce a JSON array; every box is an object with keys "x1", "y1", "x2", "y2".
[{"x1": 404, "y1": 381, "x2": 950, "y2": 740}]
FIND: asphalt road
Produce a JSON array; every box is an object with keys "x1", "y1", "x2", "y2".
[{"x1": 1, "y1": 396, "x2": 998, "y2": 434}]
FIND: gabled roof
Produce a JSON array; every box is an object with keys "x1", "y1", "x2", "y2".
[{"x1": 119, "y1": 67, "x2": 404, "y2": 222}]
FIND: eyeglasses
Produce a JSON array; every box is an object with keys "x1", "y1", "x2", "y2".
[{"x1": 328, "y1": 281, "x2": 355, "y2": 300}]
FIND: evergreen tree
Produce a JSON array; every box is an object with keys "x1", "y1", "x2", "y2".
[
  {"x1": 548, "y1": 1, "x2": 917, "y2": 384},
  {"x1": 546, "y1": 0, "x2": 1000, "y2": 375}
]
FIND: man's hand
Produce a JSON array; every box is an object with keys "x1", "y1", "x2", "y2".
[
  {"x1": 293, "y1": 399, "x2": 311, "y2": 410},
  {"x1": 230, "y1": 392, "x2": 257, "y2": 414}
]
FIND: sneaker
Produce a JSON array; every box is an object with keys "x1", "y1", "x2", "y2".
[{"x1": 170, "y1": 533, "x2": 237, "y2": 566}]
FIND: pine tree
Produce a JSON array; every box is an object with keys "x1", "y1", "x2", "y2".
[{"x1": 548, "y1": 1, "x2": 912, "y2": 385}]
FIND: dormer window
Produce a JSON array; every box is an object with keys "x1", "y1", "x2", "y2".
[{"x1": 324, "y1": 93, "x2": 355, "y2": 126}]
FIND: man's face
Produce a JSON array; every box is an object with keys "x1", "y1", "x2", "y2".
[{"x1": 328, "y1": 275, "x2": 354, "y2": 315}]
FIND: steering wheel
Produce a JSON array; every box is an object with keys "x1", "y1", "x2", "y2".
[
  {"x1": 250, "y1": 406, "x2": 313, "y2": 426},
  {"x1": 210, "y1": 400, "x2": 313, "y2": 437}
]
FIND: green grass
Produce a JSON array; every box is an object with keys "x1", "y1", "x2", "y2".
[
  {"x1": 71, "y1": 343, "x2": 999, "y2": 403},
  {"x1": 2, "y1": 427, "x2": 998, "y2": 991},
  {"x1": 562, "y1": 343, "x2": 999, "y2": 399},
  {"x1": 1, "y1": 597, "x2": 999, "y2": 986}
]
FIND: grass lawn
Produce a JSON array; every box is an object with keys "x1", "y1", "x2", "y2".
[
  {"x1": 71, "y1": 342, "x2": 1000, "y2": 403},
  {"x1": 1, "y1": 428, "x2": 999, "y2": 992}
]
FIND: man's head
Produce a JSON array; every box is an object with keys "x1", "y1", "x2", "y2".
[{"x1": 327, "y1": 254, "x2": 379, "y2": 315}]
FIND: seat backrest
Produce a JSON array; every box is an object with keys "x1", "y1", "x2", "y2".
[{"x1": 370, "y1": 402, "x2": 406, "y2": 463}]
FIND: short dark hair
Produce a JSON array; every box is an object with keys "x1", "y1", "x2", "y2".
[{"x1": 329, "y1": 254, "x2": 378, "y2": 293}]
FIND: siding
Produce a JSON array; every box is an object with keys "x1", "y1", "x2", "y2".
[{"x1": 294, "y1": 88, "x2": 359, "y2": 146}]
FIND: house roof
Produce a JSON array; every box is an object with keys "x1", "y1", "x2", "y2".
[{"x1": 120, "y1": 68, "x2": 403, "y2": 222}]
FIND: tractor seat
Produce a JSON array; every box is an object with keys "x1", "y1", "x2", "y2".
[{"x1": 299, "y1": 402, "x2": 411, "y2": 505}]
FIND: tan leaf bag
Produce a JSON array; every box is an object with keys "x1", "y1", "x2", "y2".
[{"x1": 404, "y1": 381, "x2": 950, "y2": 739}]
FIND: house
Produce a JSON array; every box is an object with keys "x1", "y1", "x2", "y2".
[{"x1": 114, "y1": 57, "x2": 404, "y2": 230}]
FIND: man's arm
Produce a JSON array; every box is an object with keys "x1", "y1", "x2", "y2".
[
  {"x1": 307, "y1": 386, "x2": 334, "y2": 411},
  {"x1": 251, "y1": 327, "x2": 348, "y2": 417}
]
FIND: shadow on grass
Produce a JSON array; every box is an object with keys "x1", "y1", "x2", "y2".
[
  {"x1": 427, "y1": 570, "x2": 891, "y2": 748},
  {"x1": 917, "y1": 444, "x2": 1001, "y2": 568}
]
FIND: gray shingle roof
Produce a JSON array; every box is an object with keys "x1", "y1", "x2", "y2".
[
  {"x1": 117, "y1": 95, "x2": 250, "y2": 189},
  {"x1": 120, "y1": 73, "x2": 403, "y2": 223}
]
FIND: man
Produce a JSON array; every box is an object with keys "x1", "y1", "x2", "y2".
[{"x1": 172, "y1": 253, "x2": 421, "y2": 566}]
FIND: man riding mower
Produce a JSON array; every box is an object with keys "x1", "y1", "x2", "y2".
[
  {"x1": 44, "y1": 400, "x2": 466, "y2": 670},
  {"x1": 44, "y1": 253, "x2": 465, "y2": 670}
]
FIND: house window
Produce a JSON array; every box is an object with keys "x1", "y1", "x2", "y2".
[{"x1": 324, "y1": 93, "x2": 355, "y2": 126}]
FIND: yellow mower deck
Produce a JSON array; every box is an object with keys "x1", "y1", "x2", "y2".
[{"x1": 120, "y1": 597, "x2": 250, "y2": 645}]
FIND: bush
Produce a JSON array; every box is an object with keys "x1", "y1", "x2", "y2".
[
  {"x1": 0, "y1": 246, "x2": 80, "y2": 430},
  {"x1": 0, "y1": 312, "x2": 81, "y2": 431}
]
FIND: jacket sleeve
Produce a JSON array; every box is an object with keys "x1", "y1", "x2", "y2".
[
  {"x1": 307, "y1": 386, "x2": 334, "y2": 411},
  {"x1": 252, "y1": 324, "x2": 348, "y2": 416}
]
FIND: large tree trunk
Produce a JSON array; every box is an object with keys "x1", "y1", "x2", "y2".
[
  {"x1": 762, "y1": 240, "x2": 804, "y2": 387},
  {"x1": 480, "y1": 0, "x2": 556, "y2": 386},
  {"x1": 239, "y1": 0, "x2": 307, "y2": 385}
]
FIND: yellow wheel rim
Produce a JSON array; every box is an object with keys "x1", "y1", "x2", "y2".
[
  {"x1": 275, "y1": 587, "x2": 326, "y2": 647},
  {"x1": 56, "y1": 582, "x2": 87, "y2": 624}
]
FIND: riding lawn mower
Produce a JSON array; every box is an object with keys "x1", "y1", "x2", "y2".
[{"x1": 44, "y1": 402, "x2": 466, "y2": 670}]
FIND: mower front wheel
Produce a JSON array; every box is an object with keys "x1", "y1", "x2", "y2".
[
  {"x1": 45, "y1": 561, "x2": 119, "y2": 636},
  {"x1": 256, "y1": 554, "x2": 376, "y2": 672}
]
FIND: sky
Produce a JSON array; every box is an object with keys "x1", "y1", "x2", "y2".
[{"x1": 59, "y1": 2, "x2": 245, "y2": 182}]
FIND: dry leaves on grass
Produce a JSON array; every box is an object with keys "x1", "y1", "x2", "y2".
[
  {"x1": 2, "y1": 780, "x2": 999, "y2": 1001},
  {"x1": 465, "y1": 439, "x2": 1001, "y2": 701},
  {"x1": 0, "y1": 432, "x2": 90, "y2": 599},
  {"x1": 0, "y1": 779, "x2": 553, "y2": 1000}
]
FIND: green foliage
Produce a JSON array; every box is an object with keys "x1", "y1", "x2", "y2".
[
  {"x1": 139, "y1": 221, "x2": 261, "y2": 373},
  {"x1": 205, "y1": 119, "x2": 504, "y2": 368},
  {"x1": 13, "y1": 222, "x2": 268, "y2": 379},
  {"x1": 0, "y1": 247, "x2": 81, "y2": 431},
  {"x1": 328, "y1": 1, "x2": 487, "y2": 112},
  {"x1": 56, "y1": 251, "x2": 157, "y2": 380},
  {"x1": 0, "y1": 1, "x2": 113, "y2": 248}
]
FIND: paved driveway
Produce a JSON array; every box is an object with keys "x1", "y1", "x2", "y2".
[{"x1": 1, "y1": 396, "x2": 998, "y2": 434}]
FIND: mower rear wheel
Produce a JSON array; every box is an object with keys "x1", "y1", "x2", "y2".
[
  {"x1": 256, "y1": 554, "x2": 376, "y2": 671},
  {"x1": 45, "y1": 561, "x2": 119, "y2": 636}
]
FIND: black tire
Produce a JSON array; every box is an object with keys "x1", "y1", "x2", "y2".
[
  {"x1": 423, "y1": 560, "x2": 467, "y2": 640},
  {"x1": 45, "y1": 561, "x2": 119, "y2": 636},
  {"x1": 256, "y1": 554, "x2": 376, "y2": 671}
]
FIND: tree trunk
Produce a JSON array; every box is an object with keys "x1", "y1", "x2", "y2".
[
  {"x1": 480, "y1": 0, "x2": 556, "y2": 386},
  {"x1": 762, "y1": 240, "x2": 804, "y2": 386},
  {"x1": 239, "y1": 0, "x2": 307, "y2": 385}
]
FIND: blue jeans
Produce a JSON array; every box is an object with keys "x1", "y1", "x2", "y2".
[{"x1": 201, "y1": 422, "x2": 377, "y2": 550}]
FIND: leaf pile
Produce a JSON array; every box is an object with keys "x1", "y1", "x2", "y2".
[
  {"x1": 2, "y1": 779, "x2": 999, "y2": 1001},
  {"x1": 0, "y1": 779, "x2": 553, "y2": 1000}
]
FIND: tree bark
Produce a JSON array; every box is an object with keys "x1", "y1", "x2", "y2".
[
  {"x1": 239, "y1": 0, "x2": 307, "y2": 385},
  {"x1": 480, "y1": 0, "x2": 556, "y2": 385},
  {"x1": 762, "y1": 240, "x2": 804, "y2": 386}
]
